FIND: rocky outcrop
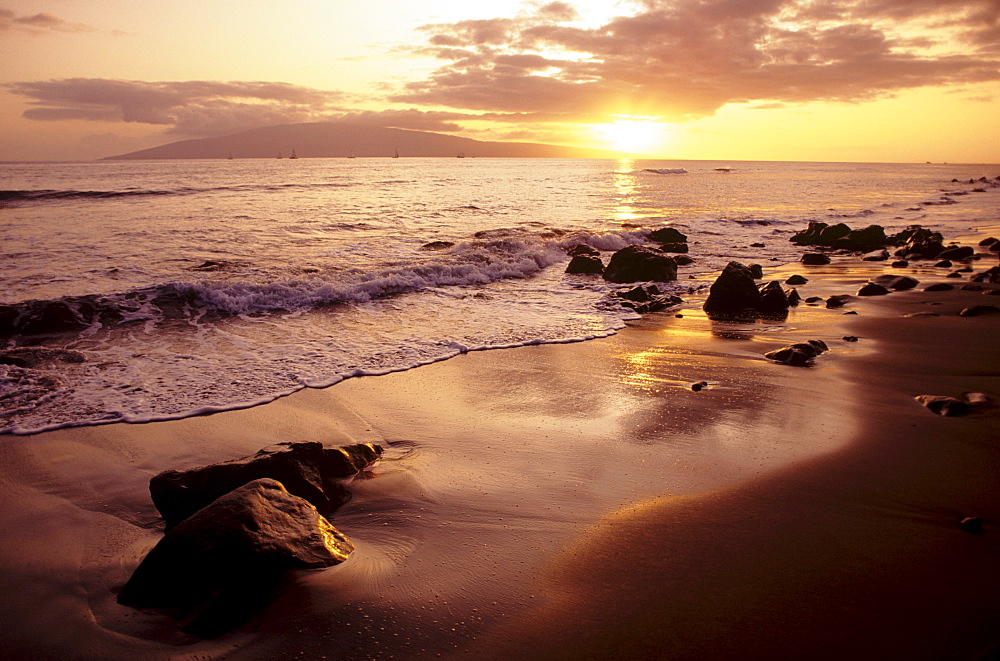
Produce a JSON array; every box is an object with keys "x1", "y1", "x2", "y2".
[
  {"x1": 617, "y1": 284, "x2": 683, "y2": 313},
  {"x1": 801, "y1": 253, "x2": 831, "y2": 265},
  {"x1": 602, "y1": 246, "x2": 678, "y2": 283},
  {"x1": 0, "y1": 347, "x2": 86, "y2": 368},
  {"x1": 790, "y1": 222, "x2": 889, "y2": 252},
  {"x1": 565, "y1": 254, "x2": 604, "y2": 274},
  {"x1": 702, "y1": 262, "x2": 790, "y2": 318},
  {"x1": 871, "y1": 275, "x2": 919, "y2": 291},
  {"x1": 857, "y1": 282, "x2": 890, "y2": 296},
  {"x1": 648, "y1": 227, "x2": 688, "y2": 244},
  {"x1": 764, "y1": 340, "x2": 828, "y2": 366},
  {"x1": 915, "y1": 395, "x2": 968, "y2": 416},
  {"x1": 118, "y1": 478, "x2": 354, "y2": 637},
  {"x1": 150, "y1": 441, "x2": 382, "y2": 529},
  {"x1": 958, "y1": 305, "x2": 1000, "y2": 317}
]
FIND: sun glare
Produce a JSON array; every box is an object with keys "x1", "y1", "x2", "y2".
[{"x1": 594, "y1": 118, "x2": 667, "y2": 155}]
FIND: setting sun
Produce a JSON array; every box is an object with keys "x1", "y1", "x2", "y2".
[{"x1": 594, "y1": 118, "x2": 669, "y2": 156}]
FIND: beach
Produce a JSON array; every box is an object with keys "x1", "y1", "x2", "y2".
[{"x1": 1, "y1": 242, "x2": 998, "y2": 660}]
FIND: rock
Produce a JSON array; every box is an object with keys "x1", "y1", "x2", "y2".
[
  {"x1": 764, "y1": 340, "x2": 828, "y2": 366},
  {"x1": 923, "y1": 283, "x2": 954, "y2": 292},
  {"x1": 748, "y1": 264, "x2": 764, "y2": 279},
  {"x1": 785, "y1": 288, "x2": 801, "y2": 306},
  {"x1": 934, "y1": 260, "x2": 953, "y2": 268},
  {"x1": 977, "y1": 237, "x2": 998, "y2": 247},
  {"x1": 871, "y1": 275, "x2": 919, "y2": 290},
  {"x1": 648, "y1": 227, "x2": 688, "y2": 243},
  {"x1": 946, "y1": 271, "x2": 963, "y2": 278},
  {"x1": 915, "y1": 395, "x2": 968, "y2": 416},
  {"x1": 832, "y1": 225, "x2": 889, "y2": 252},
  {"x1": 150, "y1": 441, "x2": 383, "y2": 529},
  {"x1": 674, "y1": 255, "x2": 694, "y2": 266},
  {"x1": 118, "y1": 479, "x2": 353, "y2": 637},
  {"x1": 750, "y1": 242, "x2": 765, "y2": 248},
  {"x1": 903, "y1": 311, "x2": 939, "y2": 317},
  {"x1": 958, "y1": 305, "x2": 1000, "y2": 317},
  {"x1": 566, "y1": 254, "x2": 604, "y2": 275},
  {"x1": 657, "y1": 242, "x2": 689, "y2": 253},
  {"x1": 961, "y1": 284, "x2": 984, "y2": 291},
  {"x1": 756, "y1": 281, "x2": 790, "y2": 314},
  {"x1": 804, "y1": 296, "x2": 824, "y2": 304},
  {"x1": 861, "y1": 249, "x2": 889, "y2": 261},
  {"x1": 602, "y1": 246, "x2": 678, "y2": 283},
  {"x1": 568, "y1": 244, "x2": 600, "y2": 257},
  {"x1": 891, "y1": 260, "x2": 909, "y2": 268},
  {"x1": 826, "y1": 295, "x2": 851, "y2": 309},
  {"x1": 970, "y1": 266, "x2": 1000, "y2": 283},
  {"x1": 420, "y1": 241, "x2": 454, "y2": 251},
  {"x1": 702, "y1": 262, "x2": 762, "y2": 317},
  {"x1": 958, "y1": 517, "x2": 984, "y2": 534},
  {"x1": 857, "y1": 282, "x2": 890, "y2": 296},
  {"x1": 617, "y1": 284, "x2": 682, "y2": 313},
  {"x1": 0, "y1": 347, "x2": 86, "y2": 368},
  {"x1": 786, "y1": 275, "x2": 808, "y2": 285},
  {"x1": 690, "y1": 381, "x2": 709, "y2": 392},
  {"x1": 790, "y1": 222, "x2": 851, "y2": 246},
  {"x1": 843, "y1": 336, "x2": 859, "y2": 342},
  {"x1": 937, "y1": 245, "x2": 974, "y2": 261},
  {"x1": 801, "y1": 253, "x2": 831, "y2": 265}
]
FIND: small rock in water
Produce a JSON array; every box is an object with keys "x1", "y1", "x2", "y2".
[
  {"x1": 826, "y1": 295, "x2": 852, "y2": 309},
  {"x1": 764, "y1": 340, "x2": 828, "y2": 367},
  {"x1": 958, "y1": 517, "x2": 984, "y2": 534},
  {"x1": 420, "y1": 241, "x2": 455, "y2": 251},
  {"x1": 843, "y1": 310, "x2": 858, "y2": 315},
  {"x1": 958, "y1": 305, "x2": 1000, "y2": 317},
  {"x1": 903, "y1": 311, "x2": 939, "y2": 317},
  {"x1": 786, "y1": 274, "x2": 808, "y2": 285},
  {"x1": 915, "y1": 395, "x2": 968, "y2": 416},
  {"x1": 843, "y1": 336, "x2": 859, "y2": 342},
  {"x1": 872, "y1": 275, "x2": 919, "y2": 290},
  {"x1": 934, "y1": 260, "x2": 953, "y2": 268},
  {"x1": 857, "y1": 282, "x2": 890, "y2": 296},
  {"x1": 801, "y1": 253, "x2": 831, "y2": 265},
  {"x1": 690, "y1": 381, "x2": 709, "y2": 392},
  {"x1": 565, "y1": 254, "x2": 605, "y2": 275},
  {"x1": 923, "y1": 283, "x2": 954, "y2": 292}
]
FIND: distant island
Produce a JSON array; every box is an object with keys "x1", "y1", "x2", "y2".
[{"x1": 104, "y1": 122, "x2": 639, "y2": 160}]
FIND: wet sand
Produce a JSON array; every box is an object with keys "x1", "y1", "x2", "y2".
[{"x1": 0, "y1": 254, "x2": 998, "y2": 660}]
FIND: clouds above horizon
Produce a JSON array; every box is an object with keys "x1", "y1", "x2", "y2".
[
  {"x1": 0, "y1": 5, "x2": 95, "y2": 33},
  {"x1": 392, "y1": 0, "x2": 1000, "y2": 122},
  {"x1": 4, "y1": 78, "x2": 476, "y2": 136}
]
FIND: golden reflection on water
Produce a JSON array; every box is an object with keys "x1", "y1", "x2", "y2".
[{"x1": 610, "y1": 158, "x2": 642, "y2": 223}]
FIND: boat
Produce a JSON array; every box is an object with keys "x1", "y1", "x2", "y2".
[
  {"x1": 227, "y1": 151, "x2": 233, "y2": 160},
  {"x1": 457, "y1": 152, "x2": 466, "y2": 158},
  {"x1": 289, "y1": 149, "x2": 298, "y2": 160},
  {"x1": 348, "y1": 151, "x2": 356, "y2": 159},
  {"x1": 392, "y1": 149, "x2": 399, "y2": 158}
]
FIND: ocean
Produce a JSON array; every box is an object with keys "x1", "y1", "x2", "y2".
[{"x1": 2, "y1": 157, "x2": 998, "y2": 434}]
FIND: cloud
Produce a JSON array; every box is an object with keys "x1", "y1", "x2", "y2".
[
  {"x1": 6, "y1": 78, "x2": 348, "y2": 135},
  {"x1": 0, "y1": 5, "x2": 94, "y2": 32},
  {"x1": 392, "y1": 0, "x2": 1000, "y2": 122}
]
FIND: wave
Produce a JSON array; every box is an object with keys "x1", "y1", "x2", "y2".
[{"x1": 0, "y1": 227, "x2": 649, "y2": 338}]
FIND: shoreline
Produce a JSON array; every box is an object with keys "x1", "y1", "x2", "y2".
[{"x1": 0, "y1": 244, "x2": 998, "y2": 659}]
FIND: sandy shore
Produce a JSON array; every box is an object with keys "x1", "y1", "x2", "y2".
[{"x1": 1, "y1": 249, "x2": 998, "y2": 660}]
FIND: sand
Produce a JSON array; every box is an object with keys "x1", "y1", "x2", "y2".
[{"x1": 0, "y1": 253, "x2": 998, "y2": 660}]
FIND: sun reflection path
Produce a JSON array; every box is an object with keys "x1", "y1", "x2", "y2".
[{"x1": 610, "y1": 159, "x2": 641, "y2": 223}]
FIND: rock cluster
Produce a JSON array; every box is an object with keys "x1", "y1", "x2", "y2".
[
  {"x1": 703, "y1": 262, "x2": 794, "y2": 319},
  {"x1": 764, "y1": 340, "x2": 829, "y2": 367}
]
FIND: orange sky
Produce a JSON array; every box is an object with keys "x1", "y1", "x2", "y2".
[{"x1": 1, "y1": 0, "x2": 998, "y2": 162}]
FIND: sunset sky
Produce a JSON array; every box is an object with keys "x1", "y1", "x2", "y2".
[{"x1": 1, "y1": 0, "x2": 998, "y2": 162}]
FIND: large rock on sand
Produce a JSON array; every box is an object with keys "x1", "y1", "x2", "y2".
[
  {"x1": 150, "y1": 441, "x2": 382, "y2": 529},
  {"x1": 703, "y1": 262, "x2": 761, "y2": 316},
  {"x1": 118, "y1": 478, "x2": 353, "y2": 637},
  {"x1": 764, "y1": 340, "x2": 829, "y2": 367},
  {"x1": 602, "y1": 246, "x2": 677, "y2": 283}
]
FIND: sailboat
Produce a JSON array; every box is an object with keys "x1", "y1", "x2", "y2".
[
  {"x1": 347, "y1": 150, "x2": 356, "y2": 159},
  {"x1": 289, "y1": 149, "x2": 298, "y2": 160},
  {"x1": 392, "y1": 149, "x2": 399, "y2": 158}
]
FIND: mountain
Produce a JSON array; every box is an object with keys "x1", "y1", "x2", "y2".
[{"x1": 103, "y1": 122, "x2": 635, "y2": 160}]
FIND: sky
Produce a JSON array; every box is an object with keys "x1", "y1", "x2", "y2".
[{"x1": 1, "y1": 0, "x2": 998, "y2": 162}]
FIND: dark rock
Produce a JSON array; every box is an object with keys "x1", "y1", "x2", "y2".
[
  {"x1": 568, "y1": 244, "x2": 600, "y2": 257},
  {"x1": 800, "y1": 253, "x2": 831, "y2": 265},
  {"x1": 750, "y1": 242, "x2": 766, "y2": 248},
  {"x1": 786, "y1": 275, "x2": 808, "y2": 285},
  {"x1": 703, "y1": 262, "x2": 762, "y2": 317},
  {"x1": 764, "y1": 340, "x2": 828, "y2": 366},
  {"x1": 961, "y1": 284, "x2": 984, "y2": 291},
  {"x1": 192, "y1": 260, "x2": 230, "y2": 271},
  {"x1": 958, "y1": 305, "x2": 1000, "y2": 317},
  {"x1": 603, "y1": 246, "x2": 678, "y2": 283},
  {"x1": 150, "y1": 441, "x2": 383, "y2": 529},
  {"x1": 657, "y1": 242, "x2": 689, "y2": 253},
  {"x1": 871, "y1": 275, "x2": 919, "y2": 290},
  {"x1": 790, "y1": 222, "x2": 851, "y2": 246},
  {"x1": 977, "y1": 237, "x2": 998, "y2": 247},
  {"x1": 861, "y1": 249, "x2": 889, "y2": 262},
  {"x1": 970, "y1": 266, "x2": 1000, "y2": 283},
  {"x1": 844, "y1": 310, "x2": 858, "y2": 315},
  {"x1": 674, "y1": 255, "x2": 695, "y2": 266},
  {"x1": 946, "y1": 271, "x2": 963, "y2": 278},
  {"x1": 690, "y1": 381, "x2": 709, "y2": 392},
  {"x1": 748, "y1": 264, "x2": 764, "y2": 279},
  {"x1": 757, "y1": 281, "x2": 790, "y2": 314},
  {"x1": 923, "y1": 283, "x2": 954, "y2": 292},
  {"x1": 648, "y1": 227, "x2": 688, "y2": 243},
  {"x1": 843, "y1": 336, "x2": 859, "y2": 342},
  {"x1": 934, "y1": 260, "x2": 952, "y2": 268},
  {"x1": 991, "y1": 243, "x2": 1000, "y2": 252},
  {"x1": 617, "y1": 284, "x2": 682, "y2": 313},
  {"x1": 937, "y1": 245, "x2": 974, "y2": 261},
  {"x1": 857, "y1": 282, "x2": 890, "y2": 296},
  {"x1": 834, "y1": 225, "x2": 889, "y2": 252},
  {"x1": 566, "y1": 254, "x2": 605, "y2": 275},
  {"x1": 826, "y1": 295, "x2": 851, "y2": 308},
  {"x1": 891, "y1": 260, "x2": 909, "y2": 268},
  {"x1": 915, "y1": 395, "x2": 968, "y2": 416},
  {"x1": 0, "y1": 347, "x2": 86, "y2": 368},
  {"x1": 421, "y1": 240, "x2": 455, "y2": 250},
  {"x1": 959, "y1": 517, "x2": 984, "y2": 534},
  {"x1": 985, "y1": 289, "x2": 1000, "y2": 296},
  {"x1": 804, "y1": 296, "x2": 824, "y2": 304},
  {"x1": 118, "y1": 478, "x2": 353, "y2": 637},
  {"x1": 785, "y1": 288, "x2": 801, "y2": 306}
]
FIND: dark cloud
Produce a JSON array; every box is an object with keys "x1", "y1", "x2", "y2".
[
  {"x1": 0, "y1": 5, "x2": 93, "y2": 32},
  {"x1": 393, "y1": 0, "x2": 1000, "y2": 121},
  {"x1": 6, "y1": 79, "x2": 346, "y2": 135}
]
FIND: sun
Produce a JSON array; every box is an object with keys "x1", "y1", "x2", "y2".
[{"x1": 593, "y1": 117, "x2": 667, "y2": 155}]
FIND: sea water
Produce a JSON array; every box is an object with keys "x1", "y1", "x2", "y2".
[{"x1": 2, "y1": 157, "x2": 998, "y2": 433}]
